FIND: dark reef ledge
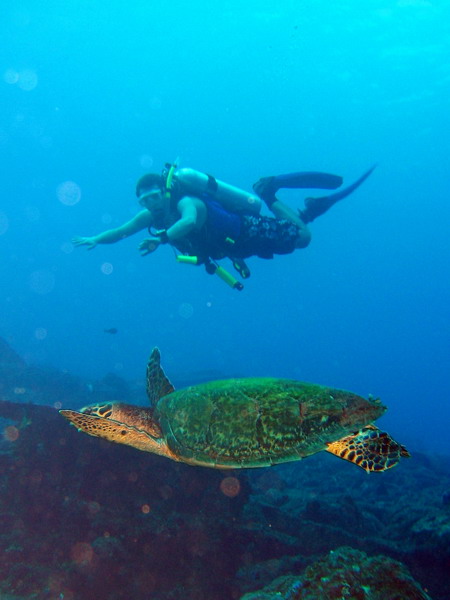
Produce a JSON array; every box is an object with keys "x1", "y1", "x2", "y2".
[{"x1": 239, "y1": 546, "x2": 432, "y2": 600}]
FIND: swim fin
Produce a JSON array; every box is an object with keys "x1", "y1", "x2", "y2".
[
  {"x1": 299, "y1": 164, "x2": 377, "y2": 223},
  {"x1": 253, "y1": 171, "x2": 343, "y2": 204}
]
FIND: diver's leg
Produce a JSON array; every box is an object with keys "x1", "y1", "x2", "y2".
[
  {"x1": 253, "y1": 194, "x2": 311, "y2": 246},
  {"x1": 270, "y1": 199, "x2": 306, "y2": 228},
  {"x1": 252, "y1": 170, "x2": 344, "y2": 229},
  {"x1": 299, "y1": 165, "x2": 376, "y2": 223},
  {"x1": 267, "y1": 202, "x2": 311, "y2": 249},
  {"x1": 295, "y1": 225, "x2": 311, "y2": 249},
  {"x1": 236, "y1": 214, "x2": 312, "y2": 258}
]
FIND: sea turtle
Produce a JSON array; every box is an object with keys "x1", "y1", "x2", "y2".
[{"x1": 60, "y1": 348, "x2": 410, "y2": 472}]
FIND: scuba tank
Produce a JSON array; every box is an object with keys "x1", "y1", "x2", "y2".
[{"x1": 169, "y1": 167, "x2": 262, "y2": 215}]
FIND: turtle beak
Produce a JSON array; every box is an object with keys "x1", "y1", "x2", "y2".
[
  {"x1": 60, "y1": 408, "x2": 164, "y2": 455},
  {"x1": 60, "y1": 409, "x2": 105, "y2": 437},
  {"x1": 60, "y1": 408, "x2": 141, "y2": 444}
]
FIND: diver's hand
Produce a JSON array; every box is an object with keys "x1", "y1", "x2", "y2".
[
  {"x1": 139, "y1": 236, "x2": 161, "y2": 256},
  {"x1": 72, "y1": 236, "x2": 98, "y2": 250}
]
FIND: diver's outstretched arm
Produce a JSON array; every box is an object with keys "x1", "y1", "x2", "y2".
[{"x1": 72, "y1": 210, "x2": 153, "y2": 249}]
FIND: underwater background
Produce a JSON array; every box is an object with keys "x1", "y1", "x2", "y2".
[{"x1": 1, "y1": 1, "x2": 450, "y2": 598}]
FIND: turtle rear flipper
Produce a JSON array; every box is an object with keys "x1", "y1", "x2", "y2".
[{"x1": 326, "y1": 425, "x2": 411, "y2": 473}]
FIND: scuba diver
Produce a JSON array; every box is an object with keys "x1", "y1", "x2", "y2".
[{"x1": 72, "y1": 163, "x2": 376, "y2": 290}]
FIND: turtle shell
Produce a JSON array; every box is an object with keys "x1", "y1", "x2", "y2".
[{"x1": 154, "y1": 378, "x2": 385, "y2": 468}]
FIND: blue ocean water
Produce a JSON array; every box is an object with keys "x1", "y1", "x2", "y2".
[{"x1": 1, "y1": 0, "x2": 449, "y2": 458}]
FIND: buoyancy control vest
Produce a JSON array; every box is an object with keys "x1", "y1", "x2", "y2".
[
  {"x1": 169, "y1": 197, "x2": 241, "y2": 261},
  {"x1": 161, "y1": 164, "x2": 256, "y2": 289}
]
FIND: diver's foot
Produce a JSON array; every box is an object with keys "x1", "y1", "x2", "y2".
[
  {"x1": 297, "y1": 202, "x2": 310, "y2": 224},
  {"x1": 232, "y1": 259, "x2": 251, "y2": 279},
  {"x1": 297, "y1": 197, "x2": 316, "y2": 223},
  {"x1": 252, "y1": 177, "x2": 277, "y2": 207}
]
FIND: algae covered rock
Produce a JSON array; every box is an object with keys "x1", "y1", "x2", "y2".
[{"x1": 240, "y1": 546, "x2": 432, "y2": 600}]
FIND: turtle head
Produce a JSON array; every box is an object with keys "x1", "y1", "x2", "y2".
[
  {"x1": 60, "y1": 402, "x2": 167, "y2": 456},
  {"x1": 330, "y1": 390, "x2": 387, "y2": 430},
  {"x1": 301, "y1": 386, "x2": 387, "y2": 439}
]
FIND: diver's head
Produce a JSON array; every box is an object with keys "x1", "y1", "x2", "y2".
[
  {"x1": 136, "y1": 173, "x2": 164, "y2": 200},
  {"x1": 136, "y1": 173, "x2": 167, "y2": 219}
]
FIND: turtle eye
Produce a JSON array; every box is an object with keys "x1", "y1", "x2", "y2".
[{"x1": 81, "y1": 403, "x2": 113, "y2": 418}]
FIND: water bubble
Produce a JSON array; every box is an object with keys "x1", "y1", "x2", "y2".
[
  {"x1": 4, "y1": 426, "x2": 19, "y2": 442},
  {"x1": 220, "y1": 476, "x2": 241, "y2": 498},
  {"x1": 178, "y1": 302, "x2": 194, "y2": 319},
  {"x1": 101, "y1": 213, "x2": 113, "y2": 225},
  {"x1": 57, "y1": 181, "x2": 81, "y2": 206},
  {"x1": 101, "y1": 262, "x2": 113, "y2": 275},
  {"x1": 139, "y1": 154, "x2": 154, "y2": 169},
  {"x1": 60, "y1": 242, "x2": 74, "y2": 254},
  {"x1": 71, "y1": 542, "x2": 94, "y2": 566},
  {"x1": 4, "y1": 69, "x2": 19, "y2": 84},
  {"x1": 29, "y1": 270, "x2": 55, "y2": 295},
  {"x1": 17, "y1": 69, "x2": 38, "y2": 91},
  {"x1": 34, "y1": 327, "x2": 47, "y2": 340},
  {"x1": 0, "y1": 211, "x2": 9, "y2": 235}
]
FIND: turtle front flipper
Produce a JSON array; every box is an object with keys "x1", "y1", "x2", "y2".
[
  {"x1": 146, "y1": 347, "x2": 175, "y2": 407},
  {"x1": 326, "y1": 425, "x2": 410, "y2": 473},
  {"x1": 60, "y1": 402, "x2": 174, "y2": 458}
]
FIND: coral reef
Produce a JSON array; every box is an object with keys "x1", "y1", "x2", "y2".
[{"x1": 239, "y1": 546, "x2": 431, "y2": 599}]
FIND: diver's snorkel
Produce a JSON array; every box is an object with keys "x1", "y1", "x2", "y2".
[{"x1": 162, "y1": 159, "x2": 179, "y2": 202}]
